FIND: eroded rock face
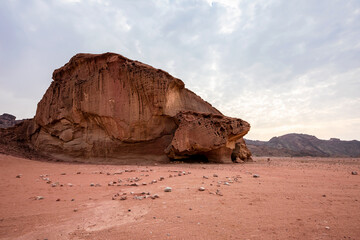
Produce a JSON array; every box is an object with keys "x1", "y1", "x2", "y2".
[
  {"x1": 0, "y1": 113, "x2": 22, "y2": 129},
  {"x1": 27, "y1": 52, "x2": 251, "y2": 163},
  {"x1": 165, "y1": 112, "x2": 250, "y2": 163}
]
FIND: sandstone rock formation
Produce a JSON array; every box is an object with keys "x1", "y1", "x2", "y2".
[
  {"x1": 0, "y1": 113, "x2": 22, "y2": 128},
  {"x1": 1, "y1": 52, "x2": 252, "y2": 163}
]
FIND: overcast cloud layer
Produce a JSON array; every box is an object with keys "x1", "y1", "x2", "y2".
[{"x1": 0, "y1": 0, "x2": 359, "y2": 140}]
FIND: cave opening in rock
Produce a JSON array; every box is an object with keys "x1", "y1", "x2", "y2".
[
  {"x1": 170, "y1": 154, "x2": 209, "y2": 163},
  {"x1": 231, "y1": 143, "x2": 241, "y2": 163}
]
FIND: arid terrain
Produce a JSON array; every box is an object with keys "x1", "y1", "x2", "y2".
[{"x1": 0, "y1": 154, "x2": 359, "y2": 240}]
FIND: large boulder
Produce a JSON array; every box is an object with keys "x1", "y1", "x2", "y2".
[{"x1": 8, "y1": 52, "x2": 252, "y2": 163}]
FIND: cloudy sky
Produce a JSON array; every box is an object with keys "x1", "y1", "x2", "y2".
[{"x1": 0, "y1": 0, "x2": 359, "y2": 141}]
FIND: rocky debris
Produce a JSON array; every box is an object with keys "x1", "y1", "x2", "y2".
[
  {"x1": 351, "y1": 171, "x2": 358, "y2": 175},
  {"x1": 159, "y1": 176, "x2": 165, "y2": 181},
  {"x1": 1, "y1": 52, "x2": 251, "y2": 164},
  {"x1": 216, "y1": 189, "x2": 223, "y2": 196},
  {"x1": 151, "y1": 194, "x2": 160, "y2": 199},
  {"x1": 253, "y1": 174, "x2": 260, "y2": 178},
  {"x1": 199, "y1": 187, "x2": 205, "y2": 191},
  {"x1": 164, "y1": 187, "x2": 172, "y2": 192}
]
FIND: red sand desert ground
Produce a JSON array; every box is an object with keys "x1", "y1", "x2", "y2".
[{"x1": 0, "y1": 154, "x2": 359, "y2": 240}]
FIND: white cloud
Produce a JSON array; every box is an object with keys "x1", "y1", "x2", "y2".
[{"x1": 0, "y1": 0, "x2": 359, "y2": 140}]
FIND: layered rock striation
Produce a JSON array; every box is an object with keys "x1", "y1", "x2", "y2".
[{"x1": 2, "y1": 53, "x2": 252, "y2": 163}]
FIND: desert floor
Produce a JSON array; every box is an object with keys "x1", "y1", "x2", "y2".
[{"x1": 0, "y1": 154, "x2": 359, "y2": 240}]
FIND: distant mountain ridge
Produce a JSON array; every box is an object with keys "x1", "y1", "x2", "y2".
[{"x1": 246, "y1": 133, "x2": 360, "y2": 157}]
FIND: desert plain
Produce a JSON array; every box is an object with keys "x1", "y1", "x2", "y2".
[{"x1": 0, "y1": 154, "x2": 359, "y2": 240}]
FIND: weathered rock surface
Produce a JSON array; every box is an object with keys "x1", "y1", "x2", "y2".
[
  {"x1": 1, "y1": 52, "x2": 252, "y2": 163},
  {"x1": 0, "y1": 113, "x2": 23, "y2": 129},
  {"x1": 166, "y1": 111, "x2": 250, "y2": 163}
]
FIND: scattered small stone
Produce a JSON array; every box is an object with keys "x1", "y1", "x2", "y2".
[
  {"x1": 71, "y1": 198, "x2": 75, "y2": 201},
  {"x1": 128, "y1": 209, "x2": 131, "y2": 212},
  {"x1": 178, "y1": 173, "x2": 182, "y2": 176},
  {"x1": 213, "y1": 174, "x2": 218, "y2": 177},
  {"x1": 134, "y1": 196, "x2": 143, "y2": 200},
  {"x1": 142, "y1": 182, "x2": 147, "y2": 185},
  {"x1": 325, "y1": 226, "x2": 330, "y2": 230},
  {"x1": 108, "y1": 182, "x2": 114, "y2": 186},
  {"x1": 216, "y1": 189, "x2": 223, "y2": 196},
  {"x1": 16, "y1": 174, "x2": 22, "y2": 178},
  {"x1": 106, "y1": 172, "x2": 111, "y2": 175},
  {"x1": 56, "y1": 198, "x2": 60, "y2": 201},
  {"x1": 90, "y1": 183, "x2": 95, "y2": 187},
  {"x1": 322, "y1": 194, "x2": 326, "y2": 197},
  {"x1": 120, "y1": 196, "x2": 127, "y2": 200},
  {"x1": 51, "y1": 183, "x2": 57, "y2": 187},
  {"x1": 73, "y1": 209, "x2": 78, "y2": 212},
  {"x1": 95, "y1": 183, "x2": 101, "y2": 187},
  {"x1": 61, "y1": 173, "x2": 66, "y2": 175},
  {"x1": 159, "y1": 176, "x2": 165, "y2": 181},
  {"x1": 189, "y1": 208, "x2": 192, "y2": 210},
  {"x1": 36, "y1": 196, "x2": 44, "y2": 200},
  {"x1": 253, "y1": 174, "x2": 260, "y2": 178},
  {"x1": 203, "y1": 176, "x2": 209, "y2": 179},
  {"x1": 151, "y1": 180, "x2": 157, "y2": 184},
  {"x1": 67, "y1": 183, "x2": 73, "y2": 187},
  {"x1": 224, "y1": 182, "x2": 230, "y2": 186},
  {"x1": 164, "y1": 187, "x2": 172, "y2": 192},
  {"x1": 351, "y1": 171, "x2": 358, "y2": 175},
  {"x1": 199, "y1": 187, "x2": 205, "y2": 191},
  {"x1": 76, "y1": 172, "x2": 81, "y2": 174}
]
